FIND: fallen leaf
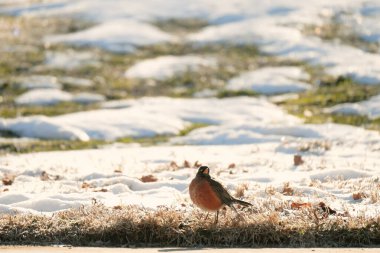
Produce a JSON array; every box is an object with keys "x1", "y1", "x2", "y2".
[
  {"x1": 194, "y1": 161, "x2": 201, "y2": 168},
  {"x1": 353, "y1": 192, "x2": 366, "y2": 200},
  {"x1": 228, "y1": 163, "x2": 236, "y2": 169},
  {"x1": 40, "y1": 171, "x2": 62, "y2": 181},
  {"x1": 81, "y1": 182, "x2": 91, "y2": 189},
  {"x1": 169, "y1": 161, "x2": 179, "y2": 170},
  {"x1": 319, "y1": 202, "x2": 337, "y2": 215},
  {"x1": 291, "y1": 202, "x2": 312, "y2": 209},
  {"x1": 114, "y1": 168, "x2": 123, "y2": 173},
  {"x1": 113, "y1": 205, "x2": 122, "y2": 210},
  {"x1": 94, "y1": 188, "x2": 108, "y2": 192},
  {"x1": 40, "y1": 171, "x2": 50, "y2": 181},
  {"x1": 294, "y1": 155, "x2": 304, "y2": 166},
  {"x1": 2, "y1": 174, "x2": 16, "y2": 186},
  {"x1": 3, "y1": 188, "x2": 9, "y2": 192},
  {"x1": 282, "y1": 182, "x2": 294, "y2": 196},
  {"x1": 183, "y1": 160, "x2": 191, "y2": 168},
  {"x1": 140, "y1": 175, "x2": 158, "y2": 183}
]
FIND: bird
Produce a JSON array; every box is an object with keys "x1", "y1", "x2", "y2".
[{"x1": 189, "y1": 165, "x2": 252, "y2": 224}]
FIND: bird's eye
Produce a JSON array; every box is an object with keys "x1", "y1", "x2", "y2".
[{"x1": 202, "y1": 167, "x2": 209, "y2": 174}]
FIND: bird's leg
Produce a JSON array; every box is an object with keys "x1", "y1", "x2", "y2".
[
  {"x1": 214, "y1": 210, "x2": 219, "y2": 224},
  {"x1": 204, "y1": 212, "x2": 209, "y2": 220}
]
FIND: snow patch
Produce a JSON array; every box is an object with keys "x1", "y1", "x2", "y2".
[
  {"x1": 0, "y1": 116, "x2": 90, "y2": 141},
  {"x1": 15, "y1": 89, "x2": 72, "y2": 106},
  {"x1": 325, "y1": 94, "x2": 380, "y2": 120},
  {"x1": 16, "y1": 75, "x2": 61, "y2": 90},
  {"x1": 125, "y1": 55, "x2": 216, "y2": 80},
  {"x1": 45, "y1": 19, "x2": 176, "y2": 53},
  {"x1": 226, "y1": 66, "x2": 311, "y2": 94}
]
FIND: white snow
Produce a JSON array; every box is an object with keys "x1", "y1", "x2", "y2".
[
  {"x1": 226, "y1": 67, "x2": 311, "y2": 94},
  {"x1": 1, "y1": 139, "x2": 380, "y2": 215},
  {"x1": 324, "y1": 94, "x2": 380, "y2": 120},
  {"x1": 60, "y1": 76, "x2": 94, "y2": 87},
  {"x1": 188, "y1": 18, "x2": 380, "y2": 85},
  {"x1": 44, "y1": 50, "x2": 100, "y2": 70},
  {"x1": 16, "y1": 75, "x2": 62, "y2": 90},
  {"x1": 72, "y1": 93, "x2": 105, "y2": 104},
  {"x1": 1, "y1": 0, "x2": 380, "y2": 220},
  {"x1": 0, "y1": 116, "x2": 90, "y2": 141},
  {"x1": 125, "y1": 55, "x2": 216, "y2": 80},
  {"x1": 15, "y1": 89, "x2": 72, "y2": 106},
  {"x1": 15, "y1": 89, "x2": 106, "y2": 106},
  {"x1": 45, "y1": 19, "x2": 176, "y2": 53},
  {"x1": 2, "y1": 97, "x2": 298, "y2": 141},
  {"x1": 2, "y1": 0, "x2": 380, "y2": 82}
]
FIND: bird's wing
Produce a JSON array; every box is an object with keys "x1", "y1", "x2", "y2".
[{"x1": 208, "y1": 178, "x2": 235, "y2": 206}]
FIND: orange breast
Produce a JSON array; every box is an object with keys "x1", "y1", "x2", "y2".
[{"x1": 189, "y1": 177, "x2": 223, "y2": 211}]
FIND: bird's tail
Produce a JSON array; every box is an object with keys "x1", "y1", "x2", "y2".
[{"x1": 233, "y1": 198, "x2": 252, "y2": 207}]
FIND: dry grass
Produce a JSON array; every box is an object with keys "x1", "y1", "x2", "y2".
[{"x1": 0, "y1": 203, "x2": 380, "y2": 247}]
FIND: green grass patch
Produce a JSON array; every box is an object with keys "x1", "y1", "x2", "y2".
[
  {"x1": 217, "y1": 90, "x2": 258, "y2": 98},
  {"x1": 179, "y1": 123, "x2": 209, "y2": 136},
  {"x1": 0, "y1": 102, "x2": 100, "y2": 118},
  {"x1": 302, "y1": 17, "x2": 379, "y2": 53},
  {"x1": 154, "y1": 18, "x2": 209, "y2": 35},
  {"x1": 281, "y1": 77, "x2": 380, "y2": 130},
  {"x1": 0, "y1": 139, "x2": 105, "y2": 155},
  {"x1": 116, "y1": 135, "x2": 170, "y2": 146}
]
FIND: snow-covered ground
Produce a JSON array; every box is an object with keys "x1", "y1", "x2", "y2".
[
  {"x1": 15, "y1": 89, "x2": 105, "y2": 106},
  {"x1": 226, "y1": 67, "x2": 311, "y2": 95},
  {"x1": 3, "y1": 0, "x2": 379, "y2": 83},
  {"x1": 324, "y1": 94, "x2": 380, "y2": 120},
  {"x1": 1, "y1": 0, "x2": 380, "y2": 219},
  {"x1": 125, "y1": 55, "x2": 216, "y2": 80},
  {"x1": 1, "y1": 135, "x2": 380, "y2": 216}
]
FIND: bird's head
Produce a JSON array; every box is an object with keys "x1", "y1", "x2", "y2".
[{"x1": 196, "y1": 165, "x2": 210, "y2": 177}]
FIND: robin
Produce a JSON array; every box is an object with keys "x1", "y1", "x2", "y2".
[{"x1": 189, "y1": 165, "x2": 252, "y2": 223}]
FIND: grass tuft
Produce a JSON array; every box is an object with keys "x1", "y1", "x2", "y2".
[
  {"x1": 0, "y1": 203, "x2": 380, "y2": 247},
  {"x1": 281, "y1": 77, "x2": 380, "y2": 131}
]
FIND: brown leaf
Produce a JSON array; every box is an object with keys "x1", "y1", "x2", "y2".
[
  {"x1": 353, "y1": 192, "x2": 366, "y2": 200},
  {"x1": 228, "y1": 163, "x2": 236, "y2": 169},
  {"x1": 235, "y1": 183, "x2": 248, "y2": 198},
  {"x1": 140, "y1": 175, "x2": 158, "y2": 183},
  {"x1": 183, "y1": 160, "x2": 191, "y2": 168},
  {"x1": 2, "y1": 174, "x2": 16, "y2": 186},
  {"x1": 81, "y1": 182, "x2": 91, "y2": 189},
  {"x1": 94, "y1": 188, "x2": 108, "y2": 192},
  {"x1": 40, "y1": 171, "x2": 50, "y2": 181},
  {"x1": 40, "y1": 171, "x2": 62, "y2": 181},
  {"x1": 294, "y1": 155, "x2": 304, "y2": 166},
  {"x1": 3, "y1": 188, "x2": 9, "y2": 192},
  {"x1": 194, "y1": 161, "x2": 201, "y2": 168},
  {"x1": 113, "y1": 205, "x2": 122, "y2": 210},
  {"x1": 114, "y1": 168, "x2": 123, "y2": 173},
  {"x1": 169, "y1": 161, "x2": 179, "y2": 170},
  {"x1": 319, "y1": 202, "x2": 337, "y2": 215},
  {"x1": 282, "y1": 182, "x2": 294, "y2": 196},
  {"x1": 291, "y1": 202, "x2": 312, "y2": 209}
]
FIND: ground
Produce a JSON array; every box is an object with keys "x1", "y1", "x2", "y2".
[{"x1": 0, "y1": 0, "x2": 380, "y2": 248}]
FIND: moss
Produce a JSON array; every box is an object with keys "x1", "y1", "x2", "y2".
[
  {"x1": 116, "y1": 135, "x2": 170, "y2": 146},
  {"x1": 0, "y1": 139, "x2": 105, "y2": 155},
  {"x1": 179, "y1": 123, "x2": 209, "y2": 136},
  {"x1": 281, "y1": 77, "x2": 380, "y2": 130},
  {"x1": 154, "y1": 18, "x2": 209, "y2": 35},
  {"x1": 217, "y1": 90, "x2": 258, "y2": 98},
  {"x1": 302, "y1": 17, "x2": 379, "y2": 53},
  {"x1": 0, "y1": 102, "x2": 101, "y2": 118}
]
